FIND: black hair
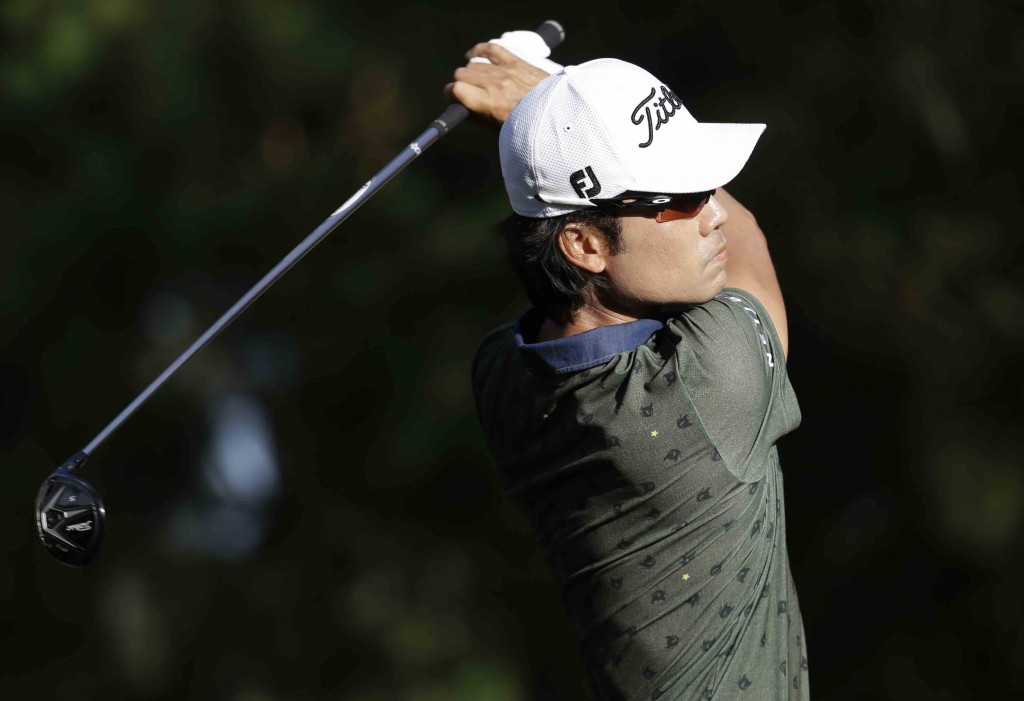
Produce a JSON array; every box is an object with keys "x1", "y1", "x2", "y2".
[{"x1": 498, "y1": 208, "x2": 624, "y2": 325}]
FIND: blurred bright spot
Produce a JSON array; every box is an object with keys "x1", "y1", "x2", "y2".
[
  {"x1": 164, "y1": 393, "x2": 281, "y2": 561},
  {"x1": 385, "y1": 612, "x2": 470, "y2": 666},
  {"x1": 41, "y1": 9, "x2": 99, "y2": 77},
  {"x1": 453, "y1": 661, "x2": 524, "y2": 701},
  {"x1": 205, "y1": 394, "x2": 281, "y2": 504},
  {"x1": 88, "y1": 0, "x2": 148, "y2": 32},
  {"x1": 924, "y1": 433, "x2": 1024, "y2": 560},
  {"x1": 243, "y1": 0, "x2": 317, "y2": 46},
  {"x1": 342, "y1": 564, "x2": 407, "y2": 632}
]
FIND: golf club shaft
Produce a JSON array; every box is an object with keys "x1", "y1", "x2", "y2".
[{"x1": 77, "y1": 20, "x2": 565, "y2": 463}]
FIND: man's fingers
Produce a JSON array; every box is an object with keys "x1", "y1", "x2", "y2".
[
  {"x1": 449, "y1": 39, "x2": 550, "y2": 126},
  {"x1": 465, "y1": 42, "x2": 522, "y2": 65},
  {"x1": 449, "y1": 81, "x2": 493, "y2": 116},
  {"x1": 453, "y1": 63, "x2": 505, "y2": 86}
]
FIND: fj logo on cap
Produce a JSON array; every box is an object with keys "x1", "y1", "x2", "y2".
[
  {"x1": 570, "y1": 166, "x2": 602, "y2": 199},
  {"x1": 631, "y1": 85, "x2": 684, "y2": 148}
]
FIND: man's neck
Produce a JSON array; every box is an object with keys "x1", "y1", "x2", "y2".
[{"x1": 535, "y1": 304, "x2": 642, "y2": 342}]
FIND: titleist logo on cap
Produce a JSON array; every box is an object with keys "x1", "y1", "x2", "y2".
[{"x1": 631, "y1": 85, "x2": 684, "y2": 149}]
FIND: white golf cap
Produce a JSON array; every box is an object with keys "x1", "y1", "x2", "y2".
[{"x1": 499, "y1": 58, "x2": 766, "y2": 218}]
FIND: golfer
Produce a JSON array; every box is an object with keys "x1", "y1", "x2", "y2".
[{"x1": 450, "y1": 42, "x2": 808, "y2": 700}]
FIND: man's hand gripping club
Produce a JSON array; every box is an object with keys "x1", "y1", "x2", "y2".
[{"x1": 445, "y1": 42, "x2": 555, "y2": 126}]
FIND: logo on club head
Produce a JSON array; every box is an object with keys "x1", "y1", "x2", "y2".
[
  {"x1": 66, "y1": 521, "x2": 93, "y2": 532},
  {"x1": 569, "y1": 166, "x2": 601, "y2": 199}
]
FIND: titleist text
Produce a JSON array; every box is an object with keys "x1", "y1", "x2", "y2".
[{"x1": 631, "y1": 85, "x2": 684, "y2": 148}]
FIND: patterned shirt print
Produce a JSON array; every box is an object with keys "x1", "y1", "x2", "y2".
[{"x1": 472, "y1": 289, "x2": 809, "y2": 700}]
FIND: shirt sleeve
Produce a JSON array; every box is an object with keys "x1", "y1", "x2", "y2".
[{"x1": 663, "y1": 288, "x2": 800, "y2": 482}]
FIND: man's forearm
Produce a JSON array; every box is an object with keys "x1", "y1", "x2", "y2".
[{"x1": 716, "y1": 188, "x2": 789, "y2": 358}]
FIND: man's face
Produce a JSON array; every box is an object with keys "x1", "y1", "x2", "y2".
[{"x1": 599, "y1": 194, "x2": 730, "y2": 315}]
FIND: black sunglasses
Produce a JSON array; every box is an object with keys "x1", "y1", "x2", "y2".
[{"x1": 591, "y1": 189, "x2": 716, "y2": 222}]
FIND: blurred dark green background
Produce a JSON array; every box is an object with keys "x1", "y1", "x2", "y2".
[{"x1": 2, "y1": 1, "x2": 1021, "y2": 698}]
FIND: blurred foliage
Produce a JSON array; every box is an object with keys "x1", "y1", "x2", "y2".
[{"x1": 1, "y1": 1, "x2": 1022, "y2": 699}]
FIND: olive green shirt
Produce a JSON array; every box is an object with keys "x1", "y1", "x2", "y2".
[{"x1": 472, "y1": 289, "x2": 809, "y2": 700}]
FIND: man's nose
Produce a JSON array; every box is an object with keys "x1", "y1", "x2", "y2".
[{"x1": 700, "y1": 195, "x2": 727, "y2": 236}]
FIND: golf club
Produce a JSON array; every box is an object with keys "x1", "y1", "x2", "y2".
[{"x1": 35, "y1": 20, "x2": 566, "y2": 567}]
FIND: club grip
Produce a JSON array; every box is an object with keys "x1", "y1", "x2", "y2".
[
  {"x1": 535, "y1": 20, "x2": 565, "y2": 49},
  {"x1": 433, "y1": 102, "x2": 471, "y2": 134}
]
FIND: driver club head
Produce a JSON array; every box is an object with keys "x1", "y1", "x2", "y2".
[{"x1": 35, "y1": 452, "x2": 105, "y2": 567}]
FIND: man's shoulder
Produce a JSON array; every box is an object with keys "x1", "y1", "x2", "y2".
[
  {"x1": 664, "y1": 289, "x2": 781, "y2": 358},
  {"x1": 471, "y1": 320, "x2": 519, "y2": 389},
  {"x1": 658, "y1": 288, "x2": 787, "y2": 401}
]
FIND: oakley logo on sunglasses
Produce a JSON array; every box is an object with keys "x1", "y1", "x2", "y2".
[
  {"x1": 631, "y1": 85, "x2": 684, "y2": 149},
  {"x1": 570, "y1": 166, "x2": 602, "y2": 199}
]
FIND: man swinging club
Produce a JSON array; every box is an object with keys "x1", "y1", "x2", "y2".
[{"x1": 449, "y1": 40, "x2": 809, "y2": 700}]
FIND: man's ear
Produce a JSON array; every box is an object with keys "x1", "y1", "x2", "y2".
[{"x1": 557, "y1": 222, "x2": 611, "y2": 274}]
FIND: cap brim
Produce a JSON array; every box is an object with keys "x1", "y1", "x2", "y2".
[{"x1": 629, "y1": 122, "x2": 766, "y2": 194}]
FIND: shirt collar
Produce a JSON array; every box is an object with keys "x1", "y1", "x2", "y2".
[{"x1": 513, "y1": 308, "x2": 663, "y2": 375}]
